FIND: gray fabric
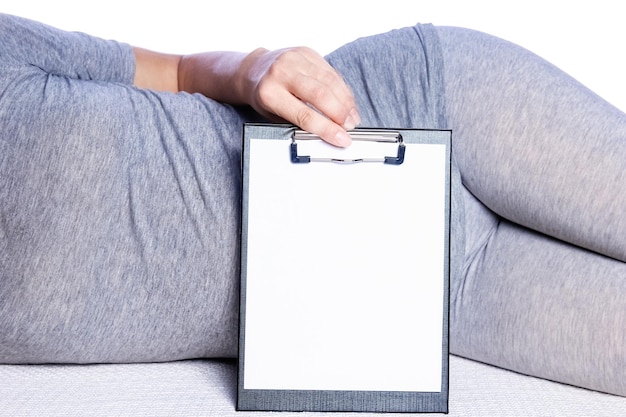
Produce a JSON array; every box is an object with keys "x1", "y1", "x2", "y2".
[
  {"x1": 0, "y1": 13, "x2": 246, "y2": 363},
  {"x1": 436, "y1": 26, "x2": 626, "y2": 396},
  {"x1": 1, "y1": 356, "x2": 624, "y2": 417}
]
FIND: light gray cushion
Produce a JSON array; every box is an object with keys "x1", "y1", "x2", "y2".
[{"x1": 0, "y1": 355, "x2": 623, "y2": 416}]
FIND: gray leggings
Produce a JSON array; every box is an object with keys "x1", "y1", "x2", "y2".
[{"x1": 439, "y1": 27, "x2": 625, "y2": 396}]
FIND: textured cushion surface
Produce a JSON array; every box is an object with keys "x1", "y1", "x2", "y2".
[{"x1": 1, "y1": 355, "x2": 624, "y2": 416}]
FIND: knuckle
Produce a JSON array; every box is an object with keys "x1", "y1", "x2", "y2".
[
  {"x1": 307, "y1": 83, "x2": 328, "y2": 102},
  {"x1": 256, "y1": 78, "x2": 276, "y2": 101},
  {"x1": 275, "y1": 48, "x2": 300, "y2": 67},
  {"x1": 254, "y1": 81, "x2": 279, "y2": 112},
  {"x1": 265, "y1": 60, "x2": 287, "y2": 82},
  {"x1": 255, "y1": 79, "x2": 270, "y2": 100},
  {"x1": 319, "y1": 68, "x2": 339, "y2": 85},
  {"x1": 295, "y1": 107, "x2": 314, "y2": 128}
]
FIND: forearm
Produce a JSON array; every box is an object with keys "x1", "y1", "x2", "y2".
[
  {"x1": 132, "y1": 46, "x2": 259, "y2": 104},
  {"x1": 132, "y1": 47, "x2": 181, "y2": 92}
]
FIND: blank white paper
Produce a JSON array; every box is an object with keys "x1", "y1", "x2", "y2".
[{"x1": 243, "y1": 138, "x2": 446, "y2": 392}]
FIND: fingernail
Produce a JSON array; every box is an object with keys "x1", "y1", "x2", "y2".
[
  {"x1": 344, "y1": 115, "x2": 356, "y2": 131},
  {"x1": 334, "y1": 130, "x2": 352, "y2": 147},
  {"x1": 350, "y1": 108, "x2": 361, "y2": 126},
  {"x1": 343, "y1": 108, "x2": 361, "y2": 131}
]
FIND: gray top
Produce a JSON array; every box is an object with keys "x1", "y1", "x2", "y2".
[{"x1": 0, "y1": 13, "x2": 459, "y2": 365}]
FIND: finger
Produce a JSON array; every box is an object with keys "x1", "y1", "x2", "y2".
[
  {"x1": 297, "y1": 48, "x2": 355, "y2": 99},
  {"x1": 295, "y1": 49, "x2": 361, "y2": 128},
  {"x1": 273, "y1": 48, "x2": 360, "y2": 130},
  {"x1": 262, "y1": 86, "x2": 352, "y2": 147},
  {"x1": 290, "y1": 73, "x2": 356, "y2": 128}
]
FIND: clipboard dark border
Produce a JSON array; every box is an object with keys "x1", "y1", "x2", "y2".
[{"x1": 237, "y1": 123, "x2": 452, "y2": 413}]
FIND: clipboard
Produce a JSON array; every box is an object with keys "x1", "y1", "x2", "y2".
[{"x1": 237, "y1": 123, "x2": 451, "y2": 413}]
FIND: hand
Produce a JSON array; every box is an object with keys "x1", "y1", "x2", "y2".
[
  {"x1": 239, "y1": 47, "x2": 361, "y2": 147},
  {"x1": 137, "y1": 45, "x2": 360, "y2": 146}
]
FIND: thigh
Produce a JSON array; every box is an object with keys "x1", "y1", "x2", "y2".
[
  {"x1": 437, "y1": 26, "x2": 626, "y2": 262},
  {"x1": 452, "y1": 218, "x2": 626, "y2": 396}
]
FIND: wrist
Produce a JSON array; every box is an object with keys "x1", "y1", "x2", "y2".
[
  {"x1": 237, "y1": 48, "x2": 269, "y2": 106},
  {"x1": 178, "y1": 50, "x2": 264, "y2": 105}
]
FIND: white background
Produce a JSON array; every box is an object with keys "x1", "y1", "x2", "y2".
[{"x1": 5, "y1": 0, "x2": 626, "y2": 113}]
